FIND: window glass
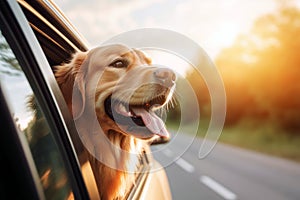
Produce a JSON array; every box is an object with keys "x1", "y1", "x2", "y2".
[{"x1": 0, "y1": 31, "x2": 74, "y2": 199}]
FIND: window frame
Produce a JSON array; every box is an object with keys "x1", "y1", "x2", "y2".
[{"x1": 0, "y1": 1, "x2": 90, "y2": 199}]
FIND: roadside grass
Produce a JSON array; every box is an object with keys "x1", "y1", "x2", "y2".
[
  {"x1": 219, "y1": 121, "x2": 300, "y2": 162},
  {"x1": 167, "y1": 119, "x2": 300, "y2": 162}
]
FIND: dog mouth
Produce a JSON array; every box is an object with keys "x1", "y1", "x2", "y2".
[{"x1": 104, "y1": 95, "x2": 170, "y2": 139}]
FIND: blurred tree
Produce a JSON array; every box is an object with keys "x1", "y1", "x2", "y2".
[
  {"x1": 186, "y1": 68, "x2": 211, "y2": 122},
  {"x1": 215, "y1": 5, "x2": 300, "y2": 130},
  {"x1": 0, "y1": 32, "x2": 21, "y2": 76}
]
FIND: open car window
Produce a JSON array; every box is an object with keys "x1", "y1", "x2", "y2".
[
  {"x1": 17, "y1": 1, "x2": 152, "y2": 199},
  {"x1": 0, "y1": 1, "x2": 169, "y2": 199}
]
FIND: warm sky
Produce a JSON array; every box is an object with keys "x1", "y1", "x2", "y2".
[{"x1": 54, "y1": 0, "x2": 300, "y2": 59}]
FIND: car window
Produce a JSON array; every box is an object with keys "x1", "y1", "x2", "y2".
[{"x1": 0, "y1": 31, "x2": 74, "y2": 200}]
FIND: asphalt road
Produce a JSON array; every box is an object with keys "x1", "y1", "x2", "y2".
[{"x1": 151, "y1": 133, "x2": 300, "y2": 200}]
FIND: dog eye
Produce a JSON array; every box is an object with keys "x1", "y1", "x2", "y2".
[{"x1": 109, "y1": 59, "x2": 129, "y2": 68}]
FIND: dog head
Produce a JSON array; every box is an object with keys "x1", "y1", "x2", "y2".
[{"x1": 56, "y1": 44, "x2": 176, "y2": 140}]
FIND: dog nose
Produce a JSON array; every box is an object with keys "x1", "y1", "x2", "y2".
[{"x1": 154, "y1": 68, "x2": 176, "y2": 87}]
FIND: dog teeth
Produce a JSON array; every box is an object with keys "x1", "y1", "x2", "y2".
[
  {"x1": 116, "y1": 103, "x2": 132, "y2": 117},
  {"x1": 119, "y1": 103, "x2": 128, "y2": 114}
]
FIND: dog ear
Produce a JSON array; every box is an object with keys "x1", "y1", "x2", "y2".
[{"x1": 55, "y1": 51, "x2": 88, "y2": 119}]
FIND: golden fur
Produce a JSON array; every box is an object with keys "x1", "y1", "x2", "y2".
[{"x1": 55, "y1": 44, "x2": 175, "y2": 199}]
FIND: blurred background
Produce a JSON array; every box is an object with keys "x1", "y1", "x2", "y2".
[
  {"x1": 55, "y1": 0, "x2": 300, "y2": 162},
  {"x1": 54, "y1": 0, "x2": 300, "y2": 199}
]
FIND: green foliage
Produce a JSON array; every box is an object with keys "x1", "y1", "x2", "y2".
[
  {"x1": 185, "y1": 69, "x2": 211, "y2": 121},
  {"x1": 219, "y1": 119, "x2": 300, "y2": 162},
  {"x1": 0, "y1": 32, "x2": 21, "y2": 76},
  {"x1": 184, "y1": 5, "x2": 300, "y2": 162},
  {"x1": 213, "y1": 5, "x2": 300, "y2": 131}
]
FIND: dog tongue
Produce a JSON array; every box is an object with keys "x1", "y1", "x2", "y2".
[{"x1": 131, "y1": 108, "x2": 169, "y2": 138}]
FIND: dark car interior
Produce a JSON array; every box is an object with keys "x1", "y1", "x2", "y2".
[{"x1": 19, "y1": 0, "x2": 88, "y2": 68}]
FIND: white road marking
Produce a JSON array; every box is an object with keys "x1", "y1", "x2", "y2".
[
  {"x1": 175, "y1": 158, "x2": 195, "y2": 173},
  {"x1": 162, "y1": 148, "x2": 173, "y2": 157},
  {"x1": 162, "y1": 149, "x2": 195, "y2": 174},
  {"x1": 200, "y1": 176, "x2": 237, "y2": 200}
]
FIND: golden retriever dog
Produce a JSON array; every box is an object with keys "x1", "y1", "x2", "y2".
[{"x1": 55, "y1": 44, "x2": 176, "y2": 200}]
